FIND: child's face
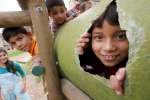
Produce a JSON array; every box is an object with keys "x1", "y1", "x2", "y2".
[
  {"x1": 0, "y1": 51, "x2": 8, "y2": 64},
  {"x1": 49, "y1": 6, "x2": 67, "y2": 24},
  {"x1": 91, "y1": 20, "x2": 129, "y2": 67},
  {"x1": 84, "y1": 2, "x2": 92, "y2": 11},
  {"x1": 8, "y1": 33, "x2": 32, "y2": 52}
]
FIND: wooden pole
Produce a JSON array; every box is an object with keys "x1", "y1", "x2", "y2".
[
  {"x1": 61, "y1": 79, "x2": 91, "y2": 100},
  {"x1": 27, "y1": 0, "x2": 65, "y2": 100},
  {"x1": 17, "y1": 0, "x2": 28, "y2": 10},
  {"x1": 0, "y1": 11, "x2": 31, "y2": 28}
]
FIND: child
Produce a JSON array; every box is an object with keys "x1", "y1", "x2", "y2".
[
  {"x1": 0, "y1": 48, "x2": 30, "y2": 100},
  {"x1": 2, "y1": 27, "x2": 41, "y2": 66},
  {"x1": 46, "y1": 0, "x2": 79, "y2": 33},
  {"x1": 76, "y1": 0, "x2": 128, "y2": 96},
  {"x1": 2, "y1": 27, "x2": 38, "y2": 56},
  {"x1": 79, "y1": 0, "x2": 92, "y2": 13}
]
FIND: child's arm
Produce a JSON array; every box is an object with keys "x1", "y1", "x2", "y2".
[
  {"x1": 14, "y1": 62, "x2": 27, "y2": 92},
  {"x1": 14, "y1": 63, "x2": 26, "y2": 77},
  {"x1": 22, "y1": 77, "x2": 27, "y2": 92},
  {"x1": 76, "y1": 33, "x2": 91, "y2": 55}
]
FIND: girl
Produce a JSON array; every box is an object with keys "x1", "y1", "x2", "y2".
[
  {"x1": 76, "y1": 0, "x2": 128, "y2": 96},
  {"x1": 0, "y1": 48, "x2": 30, "y2": 100}
]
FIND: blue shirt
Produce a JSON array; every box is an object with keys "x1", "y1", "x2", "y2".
[{"x1": 0, "y1": 62, "x2": 26, "y2": 77}]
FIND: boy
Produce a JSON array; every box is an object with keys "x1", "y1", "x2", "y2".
[
  {"x1": 46, "y1": 0, "x2": 79, "y2": 33},
  {"x1": 2, "y1": 27, "x2": 41, "y2": 66}
]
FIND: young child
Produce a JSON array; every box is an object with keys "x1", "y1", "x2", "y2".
[
  {"x1": 0, "y1": 48, "x2": 30, "y2": 100},
  {"x1": 2, "y1": 27, "x2": 37, "y2": 56},
  {"x1": 79, "y1": 0, "x2": 92, "y2": 13},
  {"x1": 46, "y1": 0, "x2": 79, "y2": 33},
  {"x1": 2, "y1": 27, "x2": 41, "y2": 66},
  {"x1": 76, "y1": 0, "x2": 128, "y2": 96}
]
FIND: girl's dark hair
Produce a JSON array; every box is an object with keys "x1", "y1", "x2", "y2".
[
  {"x1": 79, "y1": 0, "x2": 125, "y2": 78},
  {"x1": 0, "y1": 48, "x2": 16, "y2": 73},
  {"x1": 88, "y1": 0, "x2": 119, "y2": 33},
  {"x1": 2, "y1": 27, "x2": 27, "y2": 42}
]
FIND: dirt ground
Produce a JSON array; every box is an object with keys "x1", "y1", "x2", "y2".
[
  {"x1": 10, "y1": 52, "x2": 48, "y2": 100},
  {"x1": 26, "y1": 75, "x2": 48, "y2": 100}
]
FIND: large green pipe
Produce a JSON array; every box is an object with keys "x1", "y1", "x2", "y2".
[{"x1": 55, "y1": 0, "x2": 150, "y2": 99}]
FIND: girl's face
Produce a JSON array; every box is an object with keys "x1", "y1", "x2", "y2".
[
  {"x1": 0, "y1": 51, "x2": 8, "y2": 64},
  {"x1": 91, "y1": 20, "x2": 129, "y2": 67}
]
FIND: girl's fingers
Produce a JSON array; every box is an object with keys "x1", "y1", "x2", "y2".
[
  {"x1": 78, "y1": 36, "x2": 90, "y2": 44},
  {"x1": 110, "y1": 75, "x2": 118, "y2": 90},
  {"x1": 76, "y1": 47, "x2": 84, "y2": 55},
  {"x1": 76, "y1": 33, "x2": 91, "y2": 55},
  {"x1": 116, "y1": 68, "x2": 126, "y2": 81},
  {"x1": 81, "y1": 32, "x2": 91, "y2": 38},
  {"x1": 110, "y1": 75, "x2": 124, "y2": 96}
]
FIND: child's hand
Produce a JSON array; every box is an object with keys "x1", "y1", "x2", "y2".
[
  {"x1": 110, "y1": 68, "x2": 126, "y2": 96},
  {"x1": 76, "y1": 33, "x2": 91, "y2": 55},
  {"x1": 32, "y1": 55, "x2": 42, "y2": 67}
]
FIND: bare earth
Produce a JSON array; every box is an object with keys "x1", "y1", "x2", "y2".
[
  {"x1": 10, "y1": 52, "x2": 48, "y2": 100},
  {"x1": 26, "y1": 75, "x2": 48, "y2": 100}
]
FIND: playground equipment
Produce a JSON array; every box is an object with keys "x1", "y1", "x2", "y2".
[
  {"x1": 55, "y1": 0, "x2": 150, "y2": 100},
  {"x1": 0, "y1": 0, "x2": 150, "y2": 100}
]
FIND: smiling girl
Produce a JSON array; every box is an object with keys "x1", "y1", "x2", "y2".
[
  {"x1": 76, "y1": 0, "x2": 128, "y2": 96},
  {"x1": 0, "y1": 48, "x2": 30, "y2": 100}
]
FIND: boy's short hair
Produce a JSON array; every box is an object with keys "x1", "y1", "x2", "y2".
[
  {"x1": 2, "y1": 27, "x2": 27, "y2": 42},
  {"x1": 46, "y1": 0, "x2": 65, "y2": 12}
]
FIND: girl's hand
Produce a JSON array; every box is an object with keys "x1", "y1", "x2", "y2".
[
  {"x1": 76, "y1": 33, "x2": 91, "y2": 55},
  {"x1": 110, "y1": 68, "x2": 126, "y2": 96}
]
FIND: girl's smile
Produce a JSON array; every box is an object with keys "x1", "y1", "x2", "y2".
[{"x1": 91, "y1": 21, "x2": 129, "y2": 67}]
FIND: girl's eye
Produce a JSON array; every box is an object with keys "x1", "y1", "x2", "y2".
[
  {"x1": 60, "y1": 10, "x2": 65, "y2": 14},
  {"x1": 17, "y1": 37, "x2": 23, "y2": 41},
  {"x1": 52, "y1": 11, "x2": 58, "y2": 15},
  {"x1": 10, "y1": 42, "x2": 16, "y2": 46},
  {"x1": 116, "y1": 34, "x2": 127, "y2": 40},
  {"x1": 93, "y1": 35, "x2": 103, "y2": 41},
  {"x1": 115, "y1": 30, "x2": 127, "y2": 40}
]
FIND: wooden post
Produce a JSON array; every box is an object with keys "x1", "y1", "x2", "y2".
[
  {"x1": 0, "y1": 11, "x2": 31, "y2": 28},
  {"x1": 27, "y1": 0, "x2": 65, "y2": 100},
  {"x1": 61, "y1": 79, "x2": 91, "y2": 100},
  {"x1": 17, "y1": 0, "x2": 28, "y2": 10}
]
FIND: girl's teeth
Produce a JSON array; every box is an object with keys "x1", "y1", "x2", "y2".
[{"x1": 105, "y1": 55, "x2": 116, "y2": 60}]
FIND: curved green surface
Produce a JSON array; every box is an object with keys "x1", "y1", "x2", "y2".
[{"x1": 55, "y1": 0, "x2": 150, "y2": 99}]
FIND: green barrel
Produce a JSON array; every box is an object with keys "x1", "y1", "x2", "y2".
[{"x1": 55, "y1": 0, "x2": 150, "y2": 99}]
